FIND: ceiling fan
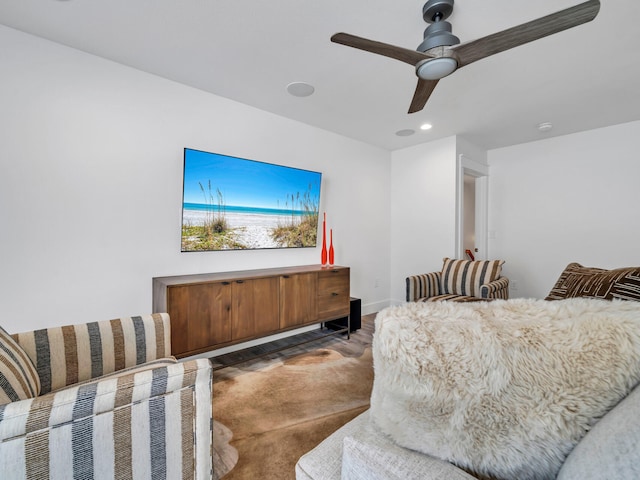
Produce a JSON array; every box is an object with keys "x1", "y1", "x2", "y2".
[{"x1": 331, "y1": 0, "x2": 600, "y2": 114}]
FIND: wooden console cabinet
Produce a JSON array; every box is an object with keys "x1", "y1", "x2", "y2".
[{"x1": 152, "y1": 265, "x2": 350, "y2": 358}]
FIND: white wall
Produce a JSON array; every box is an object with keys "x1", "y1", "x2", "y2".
[
  {"x1": 488, "y1": 120, "x2": 640, "y2": 299},
  {"x1": 456, "y1": 136, "x2": 488, "y2": 166},
  {"x1": 0, "y1": 25, "x2": 391, "y2": 333},
  {"x1": 389, "y1": 137, "x2": 458, "y2": 303}
]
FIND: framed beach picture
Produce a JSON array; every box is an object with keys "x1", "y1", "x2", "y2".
[{"x1": 181, "y1": 148, "x2": 322, "y2": 251}]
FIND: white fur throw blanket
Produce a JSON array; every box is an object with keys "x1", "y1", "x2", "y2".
[{"x1": 370, "y1": 298, "x2": 640, "y2": 480}]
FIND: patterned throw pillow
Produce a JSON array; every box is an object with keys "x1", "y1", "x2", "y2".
[
  {"x1": 440, "y1": 257, "x2": 504, "y2": 297},
  {"x1": 546, "y1": 262, "x2": 640, "y2": 302},
  {"x1": 0, "y1": 326, "x2": 41, "y2": 404}
]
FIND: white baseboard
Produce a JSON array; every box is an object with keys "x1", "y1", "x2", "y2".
[{"x1": 361, "y1": 300, "x2": 388, "y2": 316}]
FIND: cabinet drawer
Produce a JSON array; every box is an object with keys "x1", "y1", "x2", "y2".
[
  {"x1": 318, "y1": 268, "x2": 350, "y2": 319},
  {"x1": 318, "y1": 268, "x2": 349, "y2": 294},
  {"x1": 318, "y1": 291, "x2": 350, "y2": 319}
]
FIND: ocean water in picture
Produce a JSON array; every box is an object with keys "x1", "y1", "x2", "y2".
[{"x1": 182, "y1": 203, "x2": 310, "y2": 217}]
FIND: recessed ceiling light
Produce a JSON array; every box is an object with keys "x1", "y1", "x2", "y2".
[
  {"x1": 286, "y1": 82, "x2": 315, "y2": 97},
  {"x1": 420, "y1": 123, "x2": 433, "y2": 131},
  {"x1": 395, "y1": 129, "x2": 415, "y2": 137},
  {"x1": 537, "y1": 122, "x2": 553, "y2": 132}
]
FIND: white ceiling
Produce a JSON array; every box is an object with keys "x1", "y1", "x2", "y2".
[{"x1": 1, "y1": 0, "x2": 639, "y2": 151}]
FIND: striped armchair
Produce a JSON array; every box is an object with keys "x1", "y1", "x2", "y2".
[
  {"x1": 0, "y1": 313, "x2": 212, "y2": 479},
  {"x1": 406, "y1": 257, "x2": 509, "y2": 303}
]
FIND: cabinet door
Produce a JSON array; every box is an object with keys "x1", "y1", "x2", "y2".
[
  {"x1": 167, "y1": 282, "x2": 232, "y2": 356},
  {"x1": 280, "y1": 272, "x2": 318, "y2": 329},
  {"x1": 318, "y1": 268, "x2": 350, "y2": 320},
  {"x1": 232, "y1": 277, "x2": 280, "y2": 341}
]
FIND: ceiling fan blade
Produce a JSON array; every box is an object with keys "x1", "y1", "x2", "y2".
[
  {"x1": 331, "y1": 33, "x2": 433, "y2": 66},
  {"x1": 408, "y1": 78, "x2": 439, "y2": 114},
  {"x1": 451, "y1": 0, "x2": 600, "y2": 68}
]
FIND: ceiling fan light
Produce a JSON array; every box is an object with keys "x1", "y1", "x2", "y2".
[{"x1": 416, "y1": 57, "x2": 457, "y2": 80}]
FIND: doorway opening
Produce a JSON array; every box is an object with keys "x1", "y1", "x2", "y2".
[
  {"x1": 456, "y1": 155, "x2": 488, "y2": 260},
  {"x1": 463, "y1": 174, "x2": 476, "y2": 259}
]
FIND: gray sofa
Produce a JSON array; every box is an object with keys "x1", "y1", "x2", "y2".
[
  {"x1": 296, "y1": 385, "x2": 640, "y2": 480},
  {"x1": 297, "y1": 262, "x2": 640, "y2": 480}
]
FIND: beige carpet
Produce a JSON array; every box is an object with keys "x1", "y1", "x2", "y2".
[{"x1": 212, "y1": 324, "x2": 374, "y2": 479}]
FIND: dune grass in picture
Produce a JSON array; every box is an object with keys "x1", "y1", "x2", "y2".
[{"x1": 181, "y1": 148, "x2": 322, "y2": 252}]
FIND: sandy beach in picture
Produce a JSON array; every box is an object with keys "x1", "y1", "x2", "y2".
[{"x1": 182, "y1": 208, "x2": 297, "y2": 249}]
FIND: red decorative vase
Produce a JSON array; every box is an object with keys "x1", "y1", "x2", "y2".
[
  {"x1": 329, "y1": 229, "x2": 334, "y2": 266},
  {"x1": 321, "y1": 212, "x2": 328, "y2": 266}
]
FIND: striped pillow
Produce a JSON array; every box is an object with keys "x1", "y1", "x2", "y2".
[
  {"x1": 441, "y1": 257, "x2": 505, "y2": 297},
  {"x1": 0, "y1": 326, "x2": 40, "y2": 404}
]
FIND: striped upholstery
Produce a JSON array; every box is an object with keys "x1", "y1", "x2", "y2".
[
  {"x1": 441, "y1": 257, "x2": 504, "y2": 297},
  {"x1": 0, "y1": 313, "x2": 213, "y2": 479},
  {"x1": 0, "y1": 327, "x2": 40, "y2": 404},
  {"x1": 13, "y1": 313, "x2": 171, "y2": 394},
  {"x1": 546, "y1": 263, "x2": 640, "y2": 302},
  {"x1": 423, "y1": 294, "x2": 494, "y2": 303},
  {"x1": 406, "y1": 259, "x2": 509, "y2": 303},
  {"x1": 480, "y1": 276, "x2": 510, "y2": 300},
  {"x1": 406, "y1": 272, "x2": 442, "y2": 302}
]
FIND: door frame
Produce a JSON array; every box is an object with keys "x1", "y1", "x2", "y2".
[{"x1": 456, "y1": 154, "x2": 489, "y2": 260}]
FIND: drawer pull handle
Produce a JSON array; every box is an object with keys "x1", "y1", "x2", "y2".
[
  {"x1": 236, "y1": 280, "x2": 244, "y2": 284},
  {"x1": 283, "y1": 275, "x2": 290, "y2": 279},
  {"x1": 332, "y1": 292, "x2": 339, "y2": 296},
  {"x1": 222, "y1": 281, "x2": 230, "y2": 285}
]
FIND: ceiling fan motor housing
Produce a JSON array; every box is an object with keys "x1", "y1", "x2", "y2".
[
  {"x1": 419, "y1": 0, "x2": 460, "y2": 51},
  {"x1": 418, "y1": 21, "x2": 460, "y2": 51}
]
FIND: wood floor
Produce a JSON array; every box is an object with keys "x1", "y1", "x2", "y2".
[{"x1": 209, "y1": 313, "x2": 376, "y2": 377}]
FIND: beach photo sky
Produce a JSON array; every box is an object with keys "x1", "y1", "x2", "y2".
[{"x1": 183, "y1": 148, "x2": 321, "y2": 211}]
